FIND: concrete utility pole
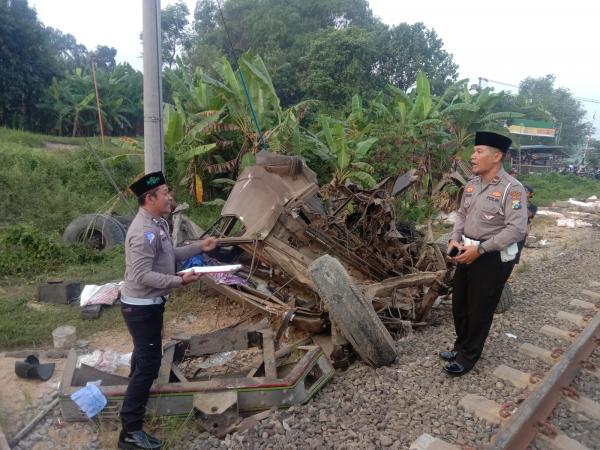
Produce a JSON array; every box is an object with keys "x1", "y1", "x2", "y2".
[{"x1": 142, "y1": 0, "x2": 164, "y2": 174}]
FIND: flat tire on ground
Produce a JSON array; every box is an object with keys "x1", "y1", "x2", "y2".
[
  {"x1": 308, "y1": 255, "x2": 398, "y2": 367},
  {"x1": 113, "y1": 215, "x2": 133, "y2": 231},
  {"x1": 495, "y1": 283, "x2": 513, "y2": 314},
  {"x1": 62, "y1": 214, "x2": 125, "y2": 250}
]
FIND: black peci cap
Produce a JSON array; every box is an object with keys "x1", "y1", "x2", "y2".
[
  {"x1": 129, "y1": 171, "x2": 166, "y2": 197},
  {"x1": 475, "y1": 131, "x2": 512, "y2": 153}
]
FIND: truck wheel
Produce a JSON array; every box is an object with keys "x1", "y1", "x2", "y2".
[
  {"x1": 63, "y1": 214, "x2": 125, "y2": 250},
  {"x1": 308, "y1": 255, "x2": 398, "y2": 367},
  {"x1": 113, "y1": 215, "x2": 133, "y2": 230},
  {"x1": 495, "y1": 283, "x2": 513, "y2": 314}
]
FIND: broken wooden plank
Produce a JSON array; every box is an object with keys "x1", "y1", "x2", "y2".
[
  {"x1": 364, "y1": 270, "x2": 445, "y2": 299},
  {"x1": 155, "y1": 345, "x2": 176, "y2": 386},
  {"x1": 189, "y1": 328, "x2": 250, "y2": 356},
  {"x1": 260, "y1": 329, "x2": 277, "y2": 380}
]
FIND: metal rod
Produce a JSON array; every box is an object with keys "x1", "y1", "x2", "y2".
[{"x1": 8, "y1": 397, "x2": 59, "y2": 447}]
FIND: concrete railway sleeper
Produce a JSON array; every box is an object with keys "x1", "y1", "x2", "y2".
[{"x1": 411, "y1": 287, "x2": 600, "y2": 450}]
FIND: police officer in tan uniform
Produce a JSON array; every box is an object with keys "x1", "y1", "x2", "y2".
[
  {"x1": 440, "y1": 131, "x2": 528, "y2": 376},
  {"x1": 118, "y1": 172, "x2": 216, "y2": 450}
]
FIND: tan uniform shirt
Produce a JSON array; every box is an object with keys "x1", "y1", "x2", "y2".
[
  {"x1": 450, "y1": 168, "x2": 528, "y2": 253},
  {"x1": 122, "y1": 208, "x2": 198, "y2": 299}
]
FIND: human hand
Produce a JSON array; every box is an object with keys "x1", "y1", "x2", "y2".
[
  {"x1": 199, "y1": 236, "x2": 217, "y2": 252},
  {"x1": 454, "y1": 245, "x2": 480, "y2": 264},
  {"x1": 180, "y1": 270, "x2": 203, "y2": 285}
]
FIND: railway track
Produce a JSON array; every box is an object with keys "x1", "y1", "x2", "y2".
[{"x1": 411, "y1": 286, "x2": 600, "y2": 450}]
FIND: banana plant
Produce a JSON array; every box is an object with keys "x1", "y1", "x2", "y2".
[
  {"x1": 163, "y1": 51, "x2": 326, "y2": 205},
  {"x1": 439, "y1": 84, "x2": 525, "y2": 157},
  {"x1": 318, "y1": 115, "x2": 377, "y2": 189}
]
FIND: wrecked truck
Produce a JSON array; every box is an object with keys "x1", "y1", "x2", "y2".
[{"x1": 196, "y1": 151, "x2": 451, "y2": 368}]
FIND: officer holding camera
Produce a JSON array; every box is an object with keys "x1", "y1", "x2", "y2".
[{"x1": 442, "y1": 131, "x2": 528, "y2": 376}]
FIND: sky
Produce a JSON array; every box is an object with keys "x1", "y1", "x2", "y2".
[{"x1": 30, "y1": 0, "x2": 600, "y2": 136}]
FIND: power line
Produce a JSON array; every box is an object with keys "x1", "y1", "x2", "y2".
[{"x1": 479, "y1": 77, "x2": 600, "y2": 104}]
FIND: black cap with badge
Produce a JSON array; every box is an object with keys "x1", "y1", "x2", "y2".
[
  {"x1": 129, "y1": 171, "x2": 166, "y2": 197},
  {"x1": 475, "y1": 131, "x2": 512, "y2": 153}
]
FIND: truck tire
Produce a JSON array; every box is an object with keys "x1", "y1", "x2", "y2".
[
  {"x1": 308, "y1": 255, "x2": 398, "y2": 367},
  {"x1": 113, "y1": 215, "x2": 133, "y2": 231},
  {"x1": 63, "y1": 214, "x2": 125, "y2": 250},
  {"x1": 495, "y1": 283, "x2": 513, "y2": 314}
]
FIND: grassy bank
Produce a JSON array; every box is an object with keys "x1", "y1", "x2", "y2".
[{"x1": 520, "y1": 173, "x2": 600, "y2": 206}]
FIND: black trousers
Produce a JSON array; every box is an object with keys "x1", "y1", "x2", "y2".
[
  {"x1": 452, "y1": 252, "x2": 515, "y2": 369},
  {"x1": 119, "y1": 303, "x2": 164, "y2": 433}
]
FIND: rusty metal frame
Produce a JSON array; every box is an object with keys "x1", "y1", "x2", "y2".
[
  {"x1": 489, "y1": 313, "x2": 600, "y2": 450},
  {"x1": 58, "y1": 338, "x2": 334, "y2": 425}
]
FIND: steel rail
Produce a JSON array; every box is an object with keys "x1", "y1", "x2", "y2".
[{"x1": 489, "y1": 313, "x2": 600, "y2": 450}]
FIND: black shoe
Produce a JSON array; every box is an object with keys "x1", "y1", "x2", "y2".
[
  {"x1": 444, "y1": 361, "x2": 472, "y2": 377},
  {"x1": 439, "y1": 350, "x2": 458, "y2": 361},
  {"x1": 118, "y1": 430, "x2": 163, "y2": 450}
]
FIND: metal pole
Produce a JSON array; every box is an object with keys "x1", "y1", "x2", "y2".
[
  {"x1": 142, "y1": 0, "x2": 164, "y2": 174},
  {"x1": 91, "y1": 59, "x2": 105, "y2": 145}
]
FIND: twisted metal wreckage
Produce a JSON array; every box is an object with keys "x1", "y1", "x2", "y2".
[{"x1": 60, "y1": 151, "x2": 454, "y2": 436}]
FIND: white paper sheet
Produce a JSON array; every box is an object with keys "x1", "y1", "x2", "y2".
[{"x1": 178, "y1": 264, "x2": 242, "y2": 274}]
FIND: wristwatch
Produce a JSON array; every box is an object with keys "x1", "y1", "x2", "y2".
[{"x1": 477, "y1": 245, "x2": 486, "y2": 255}]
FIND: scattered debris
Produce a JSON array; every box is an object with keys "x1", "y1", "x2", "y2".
[
  {"x1": 59, "y1": 325, "x2": 334, "y2": 437},
  {"x1": 80, "y1": 282, "x2": 121, "y2": 307},
  {"x1": 77, "y1": 350, "x2": 130, "y2": 374},
  {"x1": 197, "y1": 152, "x2": 450, "y2": 368},
  {"x1": 80, "y1": 303, "x2": 103, "y2": 320},
  {"x1": 52, "y1": 325, "x2": 76, "y2": 349},
  {"x1": 70, "y1": 382, "x2": 107, "y2": 419},
  {"x1": 14, "y1": 355, "x2": 55, "y2": 381},
  {"x1": 8, "y1": 396, "x2": 59, "y2": 447},
  {"x1": 557, "y1": 218, "x2": 593, "y2": 228},
  {"x1": 37, "y1": 280, "x2": 81, "y2": 304}
]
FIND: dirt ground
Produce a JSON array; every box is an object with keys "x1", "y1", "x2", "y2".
[{"x1": 0, "y1": 213, "x2": 594, "y2": 448}]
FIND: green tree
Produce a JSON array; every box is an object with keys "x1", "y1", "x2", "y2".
[
  {"x1": 164, "y1": 51, "x2": 318, "y2": 190},
  {"x1": 161, "y1": 0, "x2": 190, "y2": 69},
  {"x1": 518, "y1": 75, "x2": 591, "y2": 146},
  {"x1": 93, "y1": 45, "x2": 117, "y2": 72},
  {"x1": 299, "y1": 27, "x2": 379, "y2": 109},
  {"x1": 0, "y1": 0, "x2": 58, "y2": 129},
  {"x1": 39, "y1": 64, "x2": 143, "y2": 137},
  {"x1": 46, "y1": 27, "x2": 89, "y2": 73},
  {"x1": 377, "y1": 22, "x2": 458, "y2": 95},
  {"x1": 186, "y1": 0, "x2": 378, "y2": 105}
]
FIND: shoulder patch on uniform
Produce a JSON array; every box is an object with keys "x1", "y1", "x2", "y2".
[
  {"x1": 512, "y1": 199, "x2": 522, "y2": 210},
  {"x1": 510, "y1": 191, "x2": 522, "y2": 199},
  {"x1": 144, "y1": 231, "x2": 155, "y2": 244}
]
